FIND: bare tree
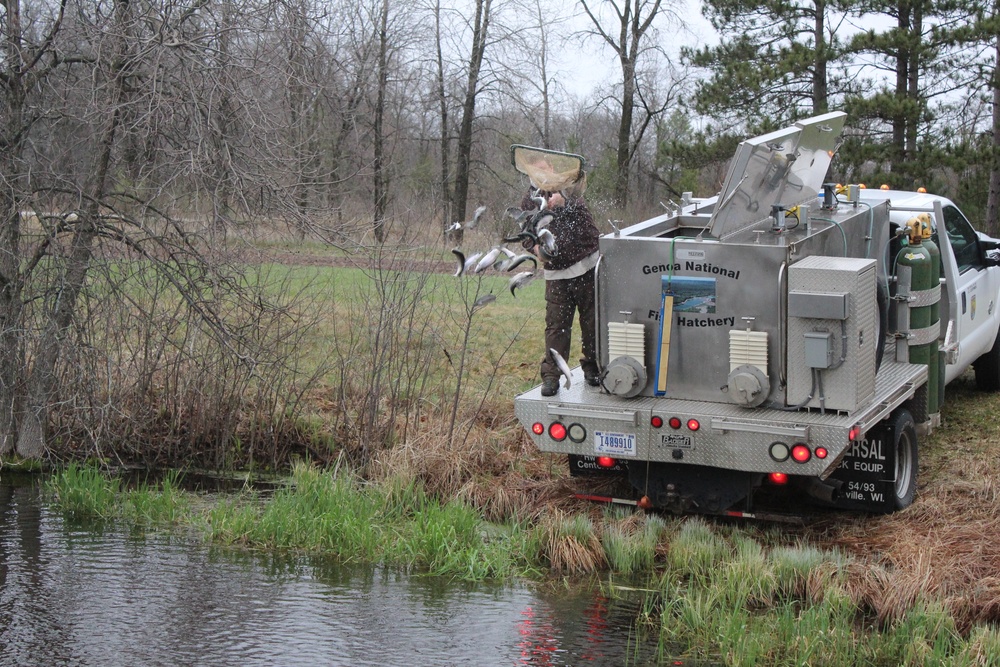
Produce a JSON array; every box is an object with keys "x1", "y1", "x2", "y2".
[
  {"x1": 0, "y1": 0, "x2": 69, "y2": 454},
  {"x1": 579, "y1": 0, "x2": 679, "y2": 209},
  {"x1": 990, "y1": 32, "x2": 1000, "y2": 234},
  {"x1": 0, "y1": 0, "x2": 325, "y2": 461},
  {"x1": 500, "y1": 0, "x2": 570, "y2": 149}
]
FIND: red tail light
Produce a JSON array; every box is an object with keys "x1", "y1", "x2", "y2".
[
  {"x1": 768, "y1": 472, "x2": 789, "y2": 485},
  {"x1": 791, "y1": 444, "x2": 811, "y2": 463},
  {"x1": 596, "y1": 456, "x2": 616, "y2": 468},
  {"x1": 549, "y1": 422, "x2": 567, "y2": 441}
]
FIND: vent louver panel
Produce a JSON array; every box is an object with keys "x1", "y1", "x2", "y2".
[
  {"x1": 729, "y1": 330, "x2": 768, "y2": 373},
  {"x1": 608, "y1": 322, "x2": 645, "y2": 368}
]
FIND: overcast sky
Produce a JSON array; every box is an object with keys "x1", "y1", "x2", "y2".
[{"x1": 556, "y1": 0, "x2": 713, "y2": 98}]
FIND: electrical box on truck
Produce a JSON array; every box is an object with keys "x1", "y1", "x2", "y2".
[{"x1": 787, "y1": 256, "x2": 878, "y2": 412}]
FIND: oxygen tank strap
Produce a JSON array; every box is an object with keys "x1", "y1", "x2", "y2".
[
  {"x1": 907, "y1": 323, "x2": 940, "y2": 347},
  {"x1": 908, "y1": 284, "x2": 941, "y2": 308}
]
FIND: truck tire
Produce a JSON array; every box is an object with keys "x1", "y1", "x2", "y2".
[
  {"x1": 973, "y1": 334, "x2": 1000, "y2": 391},
  {"x1": 887, "y1": 409, "x2": 918, "y2": 512}
]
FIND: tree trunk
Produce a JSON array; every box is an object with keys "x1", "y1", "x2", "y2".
[
  {"x1": 434, "y1": 0, "x2": 452, "y2": 239},
  {"x1": 987, "y1": 34, "x2": 1000, "y2": 236},
  {"x1": 373, "y1": 0, "x2": 390, "y2": 243},
  {"x1": 15, "y1": 0, "x2": 129, "y2": 459},
  {"x1": 813, "y1": 0, "x2": 828, "y2": 114},
  {"x1": 892, "y1": 2, "x2": 910, "y2": 163},
  {"x1": 615, "y1": 55, "x2": 635, "y2": 208},
  {"x1": 906, "y1": 0, "x2": 922, "y2": 160},
  {"x1": 0, "y1": 0, "x2": 26, "y2": 454},
  {"x1": 451, "y1": 0, "x2": 491, "y2": 239}
]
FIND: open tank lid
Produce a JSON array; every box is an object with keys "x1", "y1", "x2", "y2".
[{"x1": 707, "y1": 112, "x2": 847, "y2": 241}]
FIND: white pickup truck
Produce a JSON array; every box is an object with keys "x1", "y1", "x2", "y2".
[{"x1": 513, "y1": 113, "x2": 1000, "y2": 517}]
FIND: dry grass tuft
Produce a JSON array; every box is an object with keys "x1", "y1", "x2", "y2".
[
  {"x1": 366, "y1": 411, "x2": 580, "y2": 523},
  {"x1": 537, "y1": 509, "x2": 607, "y2": 575}
]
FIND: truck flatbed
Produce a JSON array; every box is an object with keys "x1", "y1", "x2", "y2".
[{"x1": 515, "y1": 359, "x2": 926, "y2": 479}]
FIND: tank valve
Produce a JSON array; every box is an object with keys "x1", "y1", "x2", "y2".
[{"x1": 727, "y1": 365, "x2": 770, "y2": 408}]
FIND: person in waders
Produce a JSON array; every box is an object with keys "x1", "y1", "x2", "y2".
[{"x1": 520, "y1": 161, "x2": 601, "y2": 397}]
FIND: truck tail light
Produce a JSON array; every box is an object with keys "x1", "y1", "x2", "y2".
[
  {"x1": 668, "y1": 417, "x2": 682, "y2": 429},
  {"x1": 768, "y1": 472, "x2": 789, "y2": 485},
  {"x1": 549, "y1": 422, "x2": 567, "y2": 441},
  {"x1": 687, "y1": 419, "x2": 701, "y2": 432},
  {"x1": 651, "y1": 415, "x2": 663, "y2": 428},
  {"x1": 815, "y1": 447, "x2": 828, "y2": 459},
  {"x1": 596, "y1": 456, "x2": 616, "y2": 468},
  {"x1": 532, "y1": 422, "x2": 545, "y2": 435},
  {"x1": 769, "y1": 442, "x2": 790, "y2": 462},
  {"x1": 791, "y1": 444, "x2": 811, "y2": 463}
]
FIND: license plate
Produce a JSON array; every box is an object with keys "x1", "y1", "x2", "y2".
[
  {"x1": 594, "y1": 431, "x2": 636, "y2": 457},
  {"x1": 660, "y1": 434, "x2": 694, "y2": 449}
]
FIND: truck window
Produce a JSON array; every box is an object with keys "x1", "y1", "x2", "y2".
[{"x1": 941, "y1": 205, "x2": 982, "y2": 273}]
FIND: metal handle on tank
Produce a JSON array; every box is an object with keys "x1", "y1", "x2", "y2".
[{"x1": 778, "y1": 261, "x2": 787, "y2": 386}]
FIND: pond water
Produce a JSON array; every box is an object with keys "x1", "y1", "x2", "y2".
[{"x1": 0, "y1": 474, "x2": 687, "y2": 666}]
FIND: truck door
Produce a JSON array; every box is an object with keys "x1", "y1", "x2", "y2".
[{"x1": 936, "y1": 204, "x2": 999, "y2": 378}]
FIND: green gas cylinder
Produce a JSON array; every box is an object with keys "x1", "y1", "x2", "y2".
[
  {"x1": 897, "y1": 214, "x2": 938, "y2": 415},
  {"x1": 920, "y1": 217, "x2": 943, "y2": 413}
]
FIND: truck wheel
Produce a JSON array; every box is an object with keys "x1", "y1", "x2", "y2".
[
  {"x1": 974, "y1": 334, "x2": 1000, "y2": 391},
  {"x1": 887, "y1": 409, "x2": 918, "y2": 512}
]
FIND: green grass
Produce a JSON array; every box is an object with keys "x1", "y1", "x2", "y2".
[
  {"x1": 51, "y1": 463, "x2": 541, "y2": 581},
  {"x1": 47, "y1": 463, "x2": 122, "y2": 519}
]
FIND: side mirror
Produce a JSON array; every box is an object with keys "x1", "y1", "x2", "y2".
[{"x1": 981, "y1": 238, "x2": 1000, "y2": 266}]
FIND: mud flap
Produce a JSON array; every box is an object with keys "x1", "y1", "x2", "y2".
[
  {"x1": 825, "y1": 429, "x2": 896, "y2": 512},
  {"x1": 568, "y1": 454, "x2": 628, "y2": 477}
]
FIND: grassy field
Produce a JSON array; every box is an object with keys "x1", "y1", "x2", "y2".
[{"x1": 39, "y1": 248, "x2": 1000, "y2": 665}]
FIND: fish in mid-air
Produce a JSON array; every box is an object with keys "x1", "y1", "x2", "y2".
[
  {"x1": 504, "y1": 253, "x2": 538, "y2": 272},
  {"x1": 474, "y1": 246, "x2": 503, "y2": 273},
  {"x1": 508, "y1": 271, "x2": 535, "y2": 297},
  {"x1": 451, "y1": 248, "x2": 466, "y2": 276},
  {"x1": 550, "y1": 348, "x2": 572, "y2": 389},
  {"x1": 446, "y1": 205, "x2": 487, "y2": 235},
  {"x1": 537, "y1": 228, "x2": 557, "y2": 256},
  {"x1": 472, "y1": 293, "x2": 496, "y2": 312},
  {"x1": 467, "y1": 205, "x2": 487, "y2": 230}
]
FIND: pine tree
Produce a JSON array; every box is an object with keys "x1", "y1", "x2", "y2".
[
  {"x1": 840, "y1": 0, "x2": 968, "y2": 187},
  {"x1": 934, "y1": 0, "x2": 1000, "y2": 232},
  {"x1": 685, "y1": 0, "x2": 852, "y2": 132}
]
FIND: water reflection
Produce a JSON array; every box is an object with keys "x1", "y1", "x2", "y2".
[{"x1": 0, "y1": 474, "x2": 673, "y2": 666}]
